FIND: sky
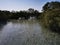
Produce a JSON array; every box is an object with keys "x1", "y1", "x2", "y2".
[{"x1": 0, "y1": 0, "x2": 60, "y2": 12}]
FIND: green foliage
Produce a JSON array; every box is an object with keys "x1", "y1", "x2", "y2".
[
  {"x1": 43, "y1": 1, "x2": 60, "y2": 11},
  {"x1": 0, "y1": 10, "x2": 11, "y2": 21},
  {"x1": 0, "y1": 8, "x2": 40, "y2": 20},
  {"x1": 40, "y1": 1, "x2": 60, "y2": 32}
]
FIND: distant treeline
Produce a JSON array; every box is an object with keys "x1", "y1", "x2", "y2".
[{"x1": 0, "y1": 8, "x2": 40, "y2": 21}]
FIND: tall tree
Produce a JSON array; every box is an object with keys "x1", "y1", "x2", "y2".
[{"x1": 43, "y1": 1, "x2": 60, "y2": 11}]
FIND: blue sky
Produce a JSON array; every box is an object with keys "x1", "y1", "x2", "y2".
[{"x1": 0, "y1": 0, "x2": 60, "y2": 12}]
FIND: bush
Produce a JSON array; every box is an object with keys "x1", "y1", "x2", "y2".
[{"x1": 41, "y1": 9, "x2": 60, "y2": 32}]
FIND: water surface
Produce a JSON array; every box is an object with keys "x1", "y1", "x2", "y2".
[{"x1": 0, "y1": 20, "x2": 60, "y2": 45}]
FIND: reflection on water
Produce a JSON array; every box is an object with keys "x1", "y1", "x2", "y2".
[
  {"x1": 0, "y1": 21, "x2": 7, "y2": 31},
  {"x1": 0, "y1": 20, "x2": 60, "y2": 45}
]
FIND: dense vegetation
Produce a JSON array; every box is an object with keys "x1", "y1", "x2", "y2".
[
  {"x1": 40, "y1": 1, "x2": 60, "y2": 32},
  {"x1": 0, "y1": 8, "x2": 40, "y2": 21}
]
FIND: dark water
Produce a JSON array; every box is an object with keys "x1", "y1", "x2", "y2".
[{"x1": 0, "y1": 20, "x2": 60, "y2": 45}]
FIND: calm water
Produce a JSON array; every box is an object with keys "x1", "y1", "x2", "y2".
[{"x1": 0, "y1": 20, "x2": 60, "y2": 45}]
